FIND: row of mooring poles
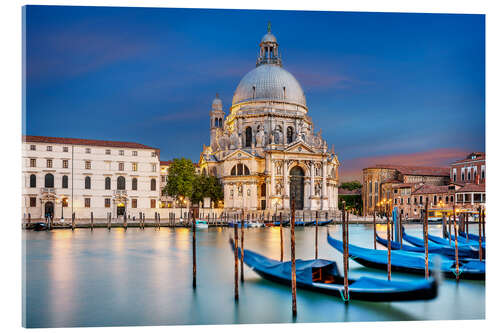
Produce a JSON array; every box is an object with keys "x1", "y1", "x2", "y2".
[
  {"x1": 342, "y1": 201, "x2": 349, "y2": 301},
  {"x1": 453, "y1": 205, "x2": 459, "y2": 280},
  {"x1": 478, "y1": 206, "x2": 483, "y2": 262},
  {"x1": 386, "y1": 205, "x2": 391, "y2": 281},
  {"x1": 290, "y1": 199, "x2": 297, "y2": 317}
]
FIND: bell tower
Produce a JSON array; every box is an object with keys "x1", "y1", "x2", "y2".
[{"x1": 210, "y1": 93, "x2": 224, "y2": 148}]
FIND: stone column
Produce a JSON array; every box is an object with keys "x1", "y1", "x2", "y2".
[
  {"x1": 310, "y1": 164, "x2": 315, "y2": 208},
  {"x1": 321, "y1": 160, "x2": 327, "y2": 210},
  {"x1": 284, "y1": 160, "x2": 290, "y2": 209},
  {"x1": 271, "y1": 158, "x2": 275, "y2": 196}
]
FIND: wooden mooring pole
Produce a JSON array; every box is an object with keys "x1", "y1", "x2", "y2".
[
  {"x1": 399, "y1": 210, "x2": 403, "y2": 248},
  {"x1": 90, "y1": 212, "x2": 94, "y2": 230},
  {"x1": 192, "y1": 208, "x2": 197, "y2": 289},
  {"x1": 478, "y1": 207, "x2": 483, "y2": 262},
  {"x1": 342, "y1": 201, "x2": 349, "y2": 301},
  {"x1": 240, "y1": 211, "x2": 245, "y2": 283},
  {"x1": 158, "y1": 213, "x2": 161, "y2": 229},
  {"x1": 386, "y1": 205, "x2": 391, "y2": 281},
  {"x1": 107, "y1": 212, "x2": 111, "y2": 230},
  {"x1": 233, "y1": 218, "x2": 239, "y2": 301},
  {"x1": 424, "y1": 199, "x2": 429, "y2": 279},
  {"x1": 72, "y1": 212, "x2": 75, "y2": 230},
  {"x1": 280, "y1": 212, "x2": 284, "y2": 262},
  {"x1": 315, "y1": 211, "x2": 319, "y2": 260},
  {"x1": 28, "y1": 213, "x2": 31, "y2": 229},
  {"x1": 124, "y1": 212, "x2": 127, "y2": 230},
  {"x1": 453, "y1": 205, "x2": 459, "y2": 281},
  {"x1": 291, "y1": 199, "x2": 297, "y2": 316},
  {"x1": 465, "y1": 212, "x2": 469, "y2": 240},
  {"x1": 373, "y1": 210, "x2": 376, "y2": 249}
]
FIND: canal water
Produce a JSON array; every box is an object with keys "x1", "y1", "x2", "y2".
[{"x1": 23, "y1": 224, "x2": 484, "y2": 328}]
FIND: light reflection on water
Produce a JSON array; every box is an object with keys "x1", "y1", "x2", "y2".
[{"x1": 23, "y1": 224, "x2": 484, "y2": 328}]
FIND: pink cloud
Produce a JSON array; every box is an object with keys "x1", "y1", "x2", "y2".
[{"x1": 339, "y1": 148, "x2": 471, "y2": 182}]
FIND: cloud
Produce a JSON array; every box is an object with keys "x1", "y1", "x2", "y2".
[{"x1": 339, "y1": 147, "x2": 471, "y2": 181}]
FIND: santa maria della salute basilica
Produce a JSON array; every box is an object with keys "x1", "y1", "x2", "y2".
[{"x1": 199, "y1": 25, "x2": 340, "y2": 214}]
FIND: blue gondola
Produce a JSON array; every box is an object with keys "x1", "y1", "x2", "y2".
[
  {"x1": 327, "y1": 233, "x2": 484, "y2": 280},
  {"x1": 402, "y1": 231, "x2": 480, "y2": 259},
  {"x1": 230, "y1": 239, "x2": 438, "y2": 302},
  {"x1": 272, "y1": 219, "x2": 332, "y2": 227},
  {"x1": 227, "y1": 221, "x2": 249, "y2": 228},
  {"x1": 443, "y1": 233, "x2": 485, "y2": 248},
  {"x1": 459, "y1": 231, "x2": 485, "y2": 242}
]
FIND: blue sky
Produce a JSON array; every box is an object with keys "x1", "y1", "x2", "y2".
[{"x1": 24, "y1": 6, "x2": 485, "y2": 180}]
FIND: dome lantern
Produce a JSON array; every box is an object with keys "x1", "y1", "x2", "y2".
[{"x1": 257, "y1": 22, "x2": 282, "y2": 67}]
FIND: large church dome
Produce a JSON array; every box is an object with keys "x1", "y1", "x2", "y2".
[
  {"x1": 231, "y1": 25, "x2": 307, "y2": 109},
  {"x1": 232, "y1": 64, "x2": 307, "y2": 107}
]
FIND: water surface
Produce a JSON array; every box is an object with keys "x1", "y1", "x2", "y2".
[{"x1": 23, "y1": 224, "x2": 485, "y2": 327}]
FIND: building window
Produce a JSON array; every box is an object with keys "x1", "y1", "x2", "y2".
[
  {"x1": 287, "y1": 126, "x2": 294, "y2": 144},
  {"x1": 119, "y1": 150, "x2": 124, "y2": 156},
  {"x1": 84, "y1": 198, "x2": 91, "y2": 208},
  {"x1": 245, "y1": 127, "x2": 252, "y2": 147},
  {"x1": 467, "y1": 170, "x2": 471, "y2": 180},
  {"x1": 44, "y1": 173, "x2": 54, "y2": 188},
  {"x1": 46, "y1": 159, "x2": 53, "y2": 168},
  {"x1": 105, "y1": 198, "x2": 111, "y2": 208},
  {"x1": 118, "y1": 162, "x2": 124, "y2": 171},
  {"x1": 30, "y1": 145, "x2": 36, "y2": 151},
  {"x1": 62, "y1": 175, "x2": 68, "y2": 189},
  {"x1": 105, "y1": 177, "x2": 111, "y2": 190},
  {"x1": 161, "y1": 175, "x2": 166, "y2": 182},
  {"x1": 260, "y1": 183, "x2": 266, "y2": 197},
  {"x1": 419, "y1": 196, "x2": 423, "y2": 205},
  {"x1": 132, "y1": 151, "x2": 138, "y2": 156},
  {"x1": 132, "y1": 178, "x2": 138, "y2": 191},
  {"x1": 63, "y1": 146, "x2": 69, "y2": 152},
  {"x1": 407, "y1": 197, "x2": 410, "y2": 204},
  {"x1": 481, "y1": 166, "x2": 485, "y2": 179},
  {"x1": 433, "y1": 196, "x2": 437, "y2": 205},
  {"x1": 132, "y1": 163, "x2": 138, "y2": 171},
  {"x1": 85, "y1": 160, "x2": 91, "y2": 169},
  {"x1": 151, "y1": 151, "x2": 157, "y2": 157},
  {"x1": 132, "y1": 199, "x2": 137, "y2": 208},
  {"x1": 30, "y1": 197, "x2": 36, "y2": 207},
  {"x1": 413, "y1": 197, "x2": 417, "y2": 205},
  {"x1": 150, "y1": 178, "x2": 156, "y2": 191},
  {"x1": 450, "y1": 195, "x2": 454, "y2": 202},
  {"x1": 394, "y1": 198, "x2": 397, "y2": 204},
  {"x1": 231, "y1": 163, "x2": 250, "y2": 176},
  {"x1": 62, "y1": 160, "x2": 69, "y2": 168},
  {"x1": 152, "y1": 163, "x2": 156, "y2": 172},
  {"x1": 30, "y1": 158, "x2": 36, "y2": 167},
  {"x1": 85, "y1": 148, "x2": 91, "y2": 154},
  {"x1": 117, "y1": 176, "x2": 126, "y2": 190},
  {"x1": 29, "y1": 174, "x2": 36, "y2": 188},
  {"x1": 85, "y1": 176, "x2": 91, "y2": 189},
  {"x1": 150, "y1": 199, "x2": 156, "y2": 208},
  {"x1": 46, "y1": 146, "x2": 52, "y2": 151},
  {"x1": 461, "y1": 170, "x2": 465, "y2": 181},
  {"x1": 445, "y1": 196, "x2": 449, "y2": 203},
  {"x1": 105, "y1": 149, "x2": 111, "y2": 155}
]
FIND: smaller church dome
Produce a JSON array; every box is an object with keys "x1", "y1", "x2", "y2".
[
  {"x1": 212, "y1": 94, "x2": 223, "y2": 110},
  {"x1": 261, "y1": 32, "x2": 277, "y2": 44}
]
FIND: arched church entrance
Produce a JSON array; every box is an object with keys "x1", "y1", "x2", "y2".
[
  {"x1": 289, "y1": 166, "x2": 305, "y2": 210},
  {"x1": 44, "y1": 201, "x2": 54, "y2": 218}
]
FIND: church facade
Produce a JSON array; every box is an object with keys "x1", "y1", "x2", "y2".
[{"x1": 199, "y1": 26, "x2": 340, "y2": 214}]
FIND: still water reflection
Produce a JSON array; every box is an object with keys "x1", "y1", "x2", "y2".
[{"x1": 23, "y1": 224, "x2": 484, "y2": 328}]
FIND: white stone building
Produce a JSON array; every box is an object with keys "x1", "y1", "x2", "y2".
[
  {"x1": 22, "y1": 136, "x2": 161, "y2": 220},
  {"x1": 199, "y1": 26, "x2": 340, "y2": 214}
]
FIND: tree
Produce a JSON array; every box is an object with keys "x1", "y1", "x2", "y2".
[
  {"x1": 164, "y1": 158, "x2": 197, "y2": 200},
  {"x1": 191, "y1": 174, "x2": 224, "y2": 207},
  {"x1": 340, "y1": 180, "x2": 362, "y2": 191}
]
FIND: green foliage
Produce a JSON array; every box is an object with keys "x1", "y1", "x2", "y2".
[
  {"x1": 340, "y1": 180, "x2": 362, "y2": 191},
  {"x1": 338, "y1": 194, "x2": 363, "y2": 215},
  {"x1": 191, "y1": 175, "x2": 224, "y2": 207},
  {"x1": 164, "y1": 158, "x2": 196, "y2": 200}
]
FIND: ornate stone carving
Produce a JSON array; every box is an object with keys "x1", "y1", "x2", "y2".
[{"x1": 255, "y1": 126, "x2": 266, "y2": 148}]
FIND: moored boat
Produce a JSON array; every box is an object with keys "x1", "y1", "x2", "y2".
[
  {"x1": 402, "y1": 230, "x2": 480, "y2": 259},
  {"x1": 327, "y1": 233, "x2": 484, "y2": 280},
  {"x1": 195, "y1": 220, "x2": 209, "y2": 229},
  {"x1": 230, "y1": 239, "x2": 438, "y2": 302}
]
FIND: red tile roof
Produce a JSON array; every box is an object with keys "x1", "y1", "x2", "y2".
[
  {"x1": 451, "y1": 152, "x2": 486, "y2": 165},
  {"x1": 160, "y1": 160, "x2": 173, "y2": 166},
  {"x1": 366, "y1": 164, "x2": 449, "y2": 177},
  {"x1": 24, "y1": 135, "x2": 159, "y2": 151},
  {"x1": 412, "y1": 184, "x2": 453, "y2": 195},
  {"x1": 456, "y1": 183, "x2": 485, "y2": 193}
]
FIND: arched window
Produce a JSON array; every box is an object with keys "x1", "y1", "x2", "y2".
[
  {"x1": 85, "y1": 176, "x2": 91, "y2": 189},
  {"x1": 231, "y1": 166, "x2": 236, "y2": 176},
  {"x1": 150, "y1": 178, "x2": 156, "y2": 191},
  {"x1": 244, "y1": 165, "x2": 250, "y2": 175},
  {"x1": 62, "y1": 175, "x2": 68, "y2": 189},
  {"x1": 117, "y1": 176, "x2": 126, "y2": 190},
  {"x1": 245, "y1": 127, "x2": 252, "y2": 147},
  {"x1": 237, "y1": 163, "x2": 243, "y2": 175},
  {"x1": 214, "y1": 118, "x2": 218, "y2": 127},
  {"x1": 132, "y1": 178, "x2": 138, "y2": 191},
  {"x1": 219, "y1": 118, "x2": 223, "y2": 127},
  {"x1": 105, "y1": 177, "x2": 111, "y2": 190},
  {"x1": 29, "y1": 174, "x2": 36, "y2": 188},
  {"x1": 261, "y1": 183, "x2": 266, "y2": 197},
  {"x1": 287, "y1": 126, "x2": 294, "y2": 144},
  {"x1": 44, "y1": 173, "x2": 54, "y2": 188}
]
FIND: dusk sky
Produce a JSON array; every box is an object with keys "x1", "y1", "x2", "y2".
[{"x1": 24, "y1": 6, "x2": 485, "y2": 180}]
